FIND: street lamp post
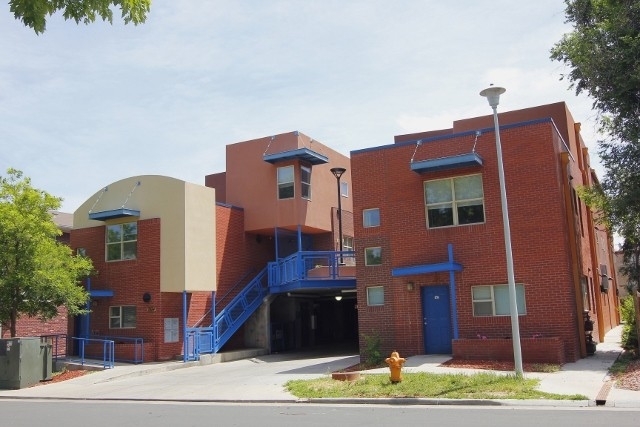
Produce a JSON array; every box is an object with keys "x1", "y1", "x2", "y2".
[
  {"x1": 479, "y1": 86, "x2": 524, "y2": 378},
  {"x1": 330, "y1": 167, "x2": 346, "y2": 264}
]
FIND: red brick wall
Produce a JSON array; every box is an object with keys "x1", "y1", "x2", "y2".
[
  {"x1": 452, "y1": 337, "x2": 566, "y2": 364},
  {"x1": 71, "y1": 218, "x2": 183, "y2": 361},
  {"x1": 352, "y1": 119, "x2": 586, "y2": 363},
  {"x1": 1, "y1": 307, "x2": 69, "y2": 339},
  {"x1": 214, "y1": 204, "x2": 275, "y2": 350}
]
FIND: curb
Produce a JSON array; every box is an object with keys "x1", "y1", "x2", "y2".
[{"x1": 0, "y1": 395, "x2": 597, "y2": 408}]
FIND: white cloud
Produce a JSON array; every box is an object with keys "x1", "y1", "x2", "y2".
[{"x1": 0, "y1": 1, "x2": 608, "y2": 211}]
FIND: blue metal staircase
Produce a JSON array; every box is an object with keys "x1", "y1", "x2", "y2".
[
  {"x1": 184, "y1": 267, "x2": 269, "y2": 361},
  {"x1": 184, "y1": 250, "x2": 355, "y2": 361}
]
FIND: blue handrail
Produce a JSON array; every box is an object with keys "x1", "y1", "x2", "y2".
[
  {"x1": 268, "y1": 250, "x2": 356, "y2": 286},
  {"x1": 184, "y1": 266, "x2": 269, "y2": 360},
  {"x1": 68, "y1": 337, "x2": 115, "y2": 369},
  {"x1": 41, "y1": 334, "x2": 115, "y2": 369},
  {"x1": 91, "y1": 335, "x2": 144, "y2": 364}
]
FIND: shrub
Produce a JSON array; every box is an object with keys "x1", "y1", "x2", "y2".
[
  {"x1": 620, "y1": 295, "x2": 638, "y2": 350},
  {"x1": 361, "y1": 333, "x2": 383, "y2": 367}
]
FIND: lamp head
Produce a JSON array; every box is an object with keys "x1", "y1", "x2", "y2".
[
  {"x1": 330, "y1": 167, "x2": 346, "y2": 179},
  {"x1": 479, "y1": 85, "x2": 506, "y2": 108}
]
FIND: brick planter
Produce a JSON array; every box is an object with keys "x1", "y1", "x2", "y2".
[{"x1": 452, "y1": 337, "x2": 565, "y2": 364}]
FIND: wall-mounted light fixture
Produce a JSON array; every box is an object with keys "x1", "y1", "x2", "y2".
[
  {"x1": 407, "y1": 282, "x2": 415, "y2": 291},
  {"x1": 143, "y1": 292, "x2": 152, "y2": 303}
]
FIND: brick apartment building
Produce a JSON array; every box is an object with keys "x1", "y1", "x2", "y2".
[
  {"x1": 8, "y1": 104, "x2": 620, "y2": 366},
  {"x1": 69, "y1": 131, "x2": 356, "y2": 362},
  {"x1": 351, "y1": 102, "x2": 619, "y2": 364}
]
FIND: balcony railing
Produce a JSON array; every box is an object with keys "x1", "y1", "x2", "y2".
[{"x1": 268, "y1": 250, "x2": 356, "y2": 287}]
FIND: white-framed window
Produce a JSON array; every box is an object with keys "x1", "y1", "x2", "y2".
[
  {"x1": 301, "y1": 165, "x2": 311, "y2": 200},
  {"x1": 341, "y1": 181, "x2": 349, "y2": 197},
  {"x1": 367, "y1": 286, "x2": 384, "y2": 306},
  {"x1": 472, "y1": 284, "x2": 526, "y2": 316},
  {"x1": 365, "y1": 247, "x2": 382, "y2": 266},
  {"x1": 363, "y1": 208, "x2": 380, "y2": 228},
  {"x1": 277, "y1": 166, "x2": 294, "y2": 199},
  {"x1": 106, "y1": 222, "x2": 137, "y2": 261},
  {"x1": 342, "y1": 236, "x2": 354, "y2": 252},
  {"x1": 109, "y1": 305, "x2": 137, "y2": 328},
  {"x1": 424, "y1": 174, "x2": 485, "y2": 228}
]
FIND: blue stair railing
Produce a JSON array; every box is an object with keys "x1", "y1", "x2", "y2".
[
  {"x1": 185, "y1": 266, "x2": 269, "y2": 360},
  {"x1": 268, "y1": 250, "x2": 356, "y2": 287},
  {"x1": 184, "y1": 251, "x2": 355, "y2": 361}
]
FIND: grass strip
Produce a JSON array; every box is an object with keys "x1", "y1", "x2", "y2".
[{"x1": 286, "y1": 372, "x2": 586, "y2": 400}]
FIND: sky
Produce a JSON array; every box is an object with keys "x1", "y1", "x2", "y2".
[{"x1": 0, "y1": 1, "x2": 602, "y2": 213}]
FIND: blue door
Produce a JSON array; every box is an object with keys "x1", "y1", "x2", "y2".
[{"x1": 421, "y1": 285, "x2": 452, "y2": 354}]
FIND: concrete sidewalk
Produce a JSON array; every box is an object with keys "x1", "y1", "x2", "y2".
[{"x1": 0, "y1": 326, "x2": 638, "y2": 407}]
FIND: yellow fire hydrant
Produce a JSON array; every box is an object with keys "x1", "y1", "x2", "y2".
[{"x1": 385, "y1": 351, "x2": 406, "y2": 383}]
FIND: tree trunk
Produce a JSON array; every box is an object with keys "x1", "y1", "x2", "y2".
[
  {"x1": 634, "y1": 289, "x2": 640, "y2": 353},
  {"x1": 634, "y1": 249, "x2": 640, "y2": 353},
  {"x1": 10, "y1": 308, "x2": 17, "y2": 338}
]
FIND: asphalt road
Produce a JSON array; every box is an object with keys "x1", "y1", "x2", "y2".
[{"x1": 1, "y1": 400, "x2": 638, "y2": 427}]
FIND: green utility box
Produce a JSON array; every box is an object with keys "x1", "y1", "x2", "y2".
[{"x1": 0, "y1": 337, "x2": 52, "y2": 389}]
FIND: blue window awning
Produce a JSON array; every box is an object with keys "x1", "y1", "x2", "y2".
[
  {"x1": 411, "y1": 152, "x2": 483, "y2": 174},
  {"x1": 89, "y1": 208, "x2": 140, "y2": 221},
  {"x1": 263, "y1": 148, "x2": 329, "y2": 165},
  {"x1": 392, "y1": 261, "x2": 462, "y2": 277},
  {"x1": 90, "y1": 289, "x2": 114, "y2": 297}
]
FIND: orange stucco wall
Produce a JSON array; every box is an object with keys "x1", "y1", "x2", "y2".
[{"x1": 222, "y1": 131, "x2": 352, "y2": 234}]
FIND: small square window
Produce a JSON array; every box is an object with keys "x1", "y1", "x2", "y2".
[
  {"x1": 109, "y1": 305, "x2": 137, "y2": 328},
  {"x1": 363, "y1": 208, "x2": 380, "y2": 228},
  {"x1": 365, "y1": 247, "x2": 382, "y2": 266},
  {"x1": 367, "y1": 286, "x2": 384, "y2": 306}
]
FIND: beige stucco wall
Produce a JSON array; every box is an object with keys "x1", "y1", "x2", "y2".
[{"x1": 74, "y1": 175, "x2": 216, "y2": 293}]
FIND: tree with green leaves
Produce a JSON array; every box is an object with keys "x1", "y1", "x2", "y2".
[
  {"x1": 551, "y1": 0, "x2": 640, "y2": 350},
  {"x1": 551, "y1": 0, "x2": 640, "y2": 241},
  {"x1": 0, "y1": 168, "x2": 93, "y2": 337},
  {"x1": 9, "y1": 0, "x2": 151, "y2": 34}
]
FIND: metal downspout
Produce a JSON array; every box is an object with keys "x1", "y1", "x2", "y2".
[
  {"x1": 561, "y1": 153, "x2": 587, "y2": 358},
  {"x1": 212, "y1": 290, "x2": 217, "y2": 353},
  {"x1": 182, "y1": 291, "x2": 187, "y2": 362},
  {"x1": 448, "y1": 244, "x2": 459, "y2": 339}
]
